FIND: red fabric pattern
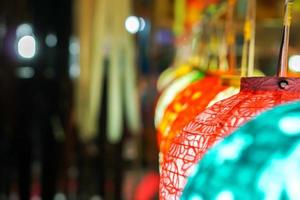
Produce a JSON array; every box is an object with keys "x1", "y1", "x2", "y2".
[
  {"x1": 158, "y1": 76, "x2": 227, "y2": 158},
  {"x1": 159, "y1": 77, "x2": 300, "y2": 200}
]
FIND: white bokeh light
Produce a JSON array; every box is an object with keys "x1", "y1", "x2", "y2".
[
  {"x1": 16, "y1": 67, "x2": 35, "y2": 79},
  {"x1": 69, "y1": 63, "x2": 80, "y2": 79},
  {"x1": 139, "y1": 17, "x2": 146, "y2": 31},
  {"x1": 16, "y1": 23, "x2": 33, "y2": 37},
  {"x1": 125, "y1": 16, "x2": 140, "y2": 34},
  {"x1": 45, "y1": 33, "x2": 58, "y2": 47},
  {"x1": 17, "y1": 35, "x2": 37, "y2": 59},
  {"x1": 289, "y1": 55, "x2": 300, "y2": 72},
  {"x1": 69, "y1": 37, "x2": 80, "y2": 55}
]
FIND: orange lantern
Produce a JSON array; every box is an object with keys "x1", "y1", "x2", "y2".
[
  {"x1": 158, "y1": 76, "x2": 226, "y2": 154},
  {"x1": 160, "y1": 77, "x2": 300, "y2": 200},
  {"x1": 158, "y1": 75, "x2": 237, "y2": 161}
]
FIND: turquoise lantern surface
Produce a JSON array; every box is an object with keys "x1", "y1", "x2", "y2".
[{"x1": 181, "y1": 101, "x2": 300, "y2": 200}]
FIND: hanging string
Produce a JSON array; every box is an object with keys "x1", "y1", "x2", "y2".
[
  {"x1": 248, "y1": 0, "x2": 256, "y2": 76},
  {"x1": 225, "y1": 0, "x2": 237, "y2": 74},
  {"x1": 241, "y1": 0, "x2": 256, "y2": 77},
  {"x1": 277, "y1": 0, "x2": 294, "y2": 77}
]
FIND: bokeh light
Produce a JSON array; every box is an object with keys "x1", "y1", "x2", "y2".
[
  {"x1": 289, "y1": 55, "x2": 300, "y2": 72},
  {"x1": 17, "y1": 35, "x2": 37, "y2": 59},
  {"x1": 16, "y1": 23, "x2": 33, "y2": 37},
  {"x1": 45, "y1": 33, "x2": 58, "y2": 47},
  {"x1": 125, "y1": 16, "x2": 140, "y2": 34}
]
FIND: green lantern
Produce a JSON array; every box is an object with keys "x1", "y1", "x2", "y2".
[{"x1": 181, "y1": 101, "x2": 300, "y2": 200}]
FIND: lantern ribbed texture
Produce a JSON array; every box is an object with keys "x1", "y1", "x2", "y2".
[
  {"x1": 181, "y1": 101, "x2": 300, "y2": 200},
  {"x1": 160, "y1": 77, "x2": 300, "y2": 200}
]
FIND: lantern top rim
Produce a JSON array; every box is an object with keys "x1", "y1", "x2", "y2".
[{"x1": 241, "y1": 77, "x2": 300, "y2": 92}]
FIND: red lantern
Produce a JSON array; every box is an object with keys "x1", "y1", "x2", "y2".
[
  {"x1": 160, "y1": 77, "x2": 300, "y2": 200},
  {"x1": 158, "y1": 75, "x2": 229, "y2": 159}
]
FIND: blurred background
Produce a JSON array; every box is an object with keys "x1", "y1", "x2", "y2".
[{"x1": 1, "y1": 0, "x2": 300, "y2": 200}]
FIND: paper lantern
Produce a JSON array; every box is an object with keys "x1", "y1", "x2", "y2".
[
  {"x1": 158, "y1": 76, "x2": 239, "y2": 161},
  {"x1": 158, "y1": 76, "x2": 225, "y2": 167},
  {"x1": 207, "y1": 86, "x2": 239, "y2": 107},
  {"x1": 160, "y1": 77, "x2": 300, "y2": 200},
  {"x1": 181, "y1": 101, "x2": 300, "y2": 200},
  {"x1": 157, "y1": 64, "x2": 195, "y2": 92},
  {"x1": 154, "y1": 70, "x2": 204, "y2": 128}
]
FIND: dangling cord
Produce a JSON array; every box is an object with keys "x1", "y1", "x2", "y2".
[
  {"x1": 218, "y1": 25, "x2": 229, "y2": 72},
  {"x1": 207, "y1": 21, "x2": 221, "y2": 71},
  {"x1": 241, "y1": 0, "x2": 256, "y2": 77},
  {"x1": 225, "y1": 0, "x2": 237, "y2": 74},
  {"x1": 190, "y1": 21, "x2": 205, "y2": 68},
  {"x1": 248, "y1": 0, "x2": 256, "y2": 76},
  {"x1": 277, "y1": 0, "x2": 294, "y2": 77}
]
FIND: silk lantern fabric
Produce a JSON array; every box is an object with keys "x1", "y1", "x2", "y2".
[
  {"x1": 160, "y1": 77, "x2": 300, "y2": 200},
  {"x1": 155, "y1": 70, "x2": 204, "y2": 129},
  {"x1": 182, "y1": 101, "x2": 300, "y2": 200}
]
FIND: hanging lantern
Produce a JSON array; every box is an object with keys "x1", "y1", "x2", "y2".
[
  {"x1": 158, "y1": 75, "x2": 239, "y2": 161},
  {"x1": 181, "y1": 101, "x2": 300, "y2": 200},
  {"x1": 160, "y1": 77, "x2": 300, "y2": 200},
  {"x1": 160, "y1": 0, "x2": 296, "y2": 198},
  {"x1": 155, "y1": 70, "x2": 204, "y2": 129},
  {"x1": 157, "y1": 64, "x2": 195, "y2": 92},
  {"x1": 207, "y1": 86, "x2": 239, "y2": 107},
  {"x1": 158, "y1": 76, "x2": 224, "y2": 156}
]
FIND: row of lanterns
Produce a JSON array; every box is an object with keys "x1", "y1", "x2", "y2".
[{"x1": 154, "y1": 0, "x2": 300, "y2": 199}]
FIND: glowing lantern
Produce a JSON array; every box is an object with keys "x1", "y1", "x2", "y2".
[
  {"x1": 160, "y1": 77, "x2": 300, "y2": 200},
  {"x1": 207, "y1": 86, "x2": 239, "y2": 107},
  {"x1": 154, "y1": 70, "x2": 204, "y2": 129},
  {"x1": 158, "y1": 76, "x2": 239, "y2": 163},
  {"x1": 158, "y1": 76, "x2": 224, "y2": 158},
  {"x1": 157, "y1": 64, "x2": 195, "y2": 92},
  {"x1": 181, "y1": 101, "x2": 300, "y2": 200}
]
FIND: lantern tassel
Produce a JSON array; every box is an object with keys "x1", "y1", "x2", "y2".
[{"x1": 277, "y1": 0, "x2": 294, "y2": 77}]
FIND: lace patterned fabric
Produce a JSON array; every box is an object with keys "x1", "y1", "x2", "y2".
[
  {"x1": 181, "y1": 101, "x2": 300, "y2": 200},
  {"x1": 158, "y1": 76, "x2": 226, "y2": 158},
  {"x1": 160, "y1": 77, "x2": 300, "y2": 200}
]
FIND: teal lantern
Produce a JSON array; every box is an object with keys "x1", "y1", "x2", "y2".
[{"x1": 181, "y1": 101, "x2": 300, "y2": 200}]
